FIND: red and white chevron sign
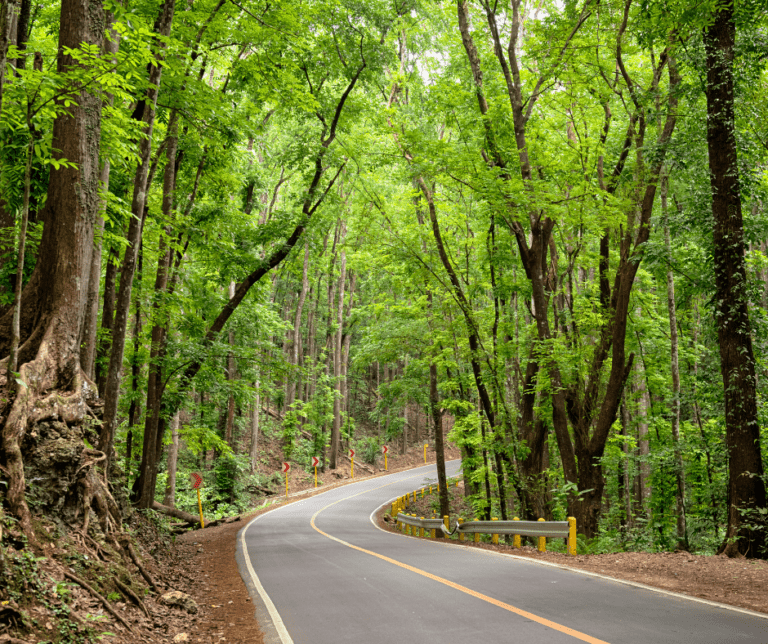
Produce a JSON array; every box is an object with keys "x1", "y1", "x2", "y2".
[
  {"x1": 282, "y1": 462, "x2": 291, "y2": 473},
  {"x1": 382, "y1": 445, "x2": 388, "y2": 454},
  {"x1": 348, "y1": 448, "x2": 355, "y2": 458},
  {"x1": 190, "y1": 472, "x2": 203, "y2": 490},
  {"x1": 311, "y1": 456, "x2": 320, "y2": 467}
]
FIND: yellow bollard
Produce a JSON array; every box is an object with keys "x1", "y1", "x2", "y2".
[
  {"x1": 513, "y1": 517, "x2": 521, "y2": 548},
  {"x1": 428, "y1": 485, "x2": 432, "y2": 495},
  {"x1": 538, "y1": 518, "x2": 546, "y2": 552},
  {"x1": 492, "y1": 517, "x2": 499, "y2": 545},
  {"x1": 444, "y1": 515, "x2": 450, "y2": 538},
  {"x1": 421, "y1": 488, "x2": 424, "y2": 498},
  {"x1": 391, "y1": 503, "x2": 397, "y2": 517},
  {"x1": 568, "y1": 516, "x2": 577, "y2": 555},
  {"x1": 420, "y1": 517, "x2": 425, "y2": 538},
  {"x1": 474, "y1": 531, "x2": 480, "y2": 543},
  {"x1": 458, "y1": 518, "x2": 464, "y2": 541}
]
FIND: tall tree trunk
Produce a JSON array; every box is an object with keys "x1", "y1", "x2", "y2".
[
  {"x1": 225, "y1": 280, "x2": 237, "y2": 446},
  {"x1": 704, "y1": 2, "x2": 766, "y2": 558},
  {"x1": 431, "y1": 362, "x2": 449, "y2": 521},
  {"x1": 80, "y1": 11, "x2": 121, "y2": 380},
  {"x1": 133, "y1": 114, "x2": 179, "y2": 507},
  {"x1": 125, "y1": 241, "x2": 143, "y2": 481},
  {"x1": 287, "y1": 242, "x2": 310, "y2": 410},
  {"x1": 250, "y1": 379, "x2": 260, "y2": 473},
  {"x1": 99, "y1": 0, "x2": 176, "y2": 471},
  {"x1": 662, "y1": 172, "x2": 688, "y2": 549},
  {"x1": 330, "y1": 226, "x2": 347, "y2": 470},
  {"x1": 0, "y1": 0, "x2": 104, "y2": 534},
  {"x1": 163, "y1": 411, "x2": 180, "y2": 508}
]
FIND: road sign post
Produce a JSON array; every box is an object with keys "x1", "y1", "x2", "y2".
[
  {"x1": 190, "y1": 472, "x2": 204, "y2": 528},
  {"x1": 282, "y1": 462, "x2": 290, "y2": 498},
  {"x1": 349, "y1": 448, "x2": 355, "y2": 478},
  {"x1": 382, "y1": 445, "x2": 388, "y2": 471},
  {"x1": 311, "y1": 456, "x2": 320, "y2": 488}
]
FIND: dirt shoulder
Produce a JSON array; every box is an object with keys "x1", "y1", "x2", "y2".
[{"x1": 175, "y1": 445, "x2": 463, "y2": 644}]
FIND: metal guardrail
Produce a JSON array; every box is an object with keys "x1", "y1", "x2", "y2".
[
  {"x1": 389, "y1": 480, "x2": 577, "y2": 555},
  {"x1": 460, "y1": 519, "x2": 569, "y2": 538}
]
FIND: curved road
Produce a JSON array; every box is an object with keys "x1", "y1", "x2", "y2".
[{"x1": 237, "y1": 462, "x2": 768, "y2": 643}]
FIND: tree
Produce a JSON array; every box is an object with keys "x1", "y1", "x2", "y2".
[{"x1": 703, "y1": 0, "x2": 766, "y2": 558}]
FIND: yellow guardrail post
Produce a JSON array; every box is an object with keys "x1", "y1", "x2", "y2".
[
  {"x1": 391, "y1": 502, "x2": 397, "y2": 517},
  {"x1": 420, "y1": 488, "x2": 424, "y2": 498},
  {"x1": 443, "y1": 515, "x2": 449, "y2": 539},
  {"x1": 538, "y1": 518, "x2": 546, "y2": 552},
  {"x1": 513, "y1": 517, "x2": 521, "y2": 548},
  {"x1": 568, "y1": 516, "x2": 577, "y2": 555},
  {"x1": 492, "y1": 517, "x2": 499, "y2": 545},
  {"x1": 458, "y1": 517, "x2": 464, "y2": 541},
  {"x1": 420, "y1": 517, "x2": 425, "y2": 537}
]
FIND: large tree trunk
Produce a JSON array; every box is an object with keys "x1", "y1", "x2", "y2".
[
  {"x1": 163, "y1": 411, "x2": 180, "y2": 508},
  {"x1": 249, "y1": 380, "x2": 260, "y2": 473},
  {"x1": 225, "y1": 280, "x2": 237, "y2": 446},
  {"x1": 330, "y1": 227, "x2": 347, "y2": 470},
  {"x1": 662, "y1": 172, "x2": 687, "y2": 549},
  {"x1": 286, "y1": 242, "x2": 310, "y2": 410},
  {"x1": 0, "y1": 0, "x2": 105, "y2": 535},
  {"x1": 704, "y1": 2, "x2": 767, "y2": 558},
  {"x1": 80, "y1": 13, "x2": 122, "y2": 380}
]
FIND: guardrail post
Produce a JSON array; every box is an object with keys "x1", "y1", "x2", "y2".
[
  {"x1": 537, "y1": 518, "x2": 546, "y2": 552},
  {"x1": 513, "y1": 517, "x2": 521, "y2": 548},
  {"x1": 443, "y1": 515, "x2": 449, "y2": 538},
  {"x1": 421, "y1": 488, "x2": 424, "y2": 499},
  {"x1": 492, "y1": 517, "x2": 499, "y2": 545},
  {"x1": 568, "y1": 516, "x2": 577, "y2": 555},
  {"x1": 458, "y1": 517, "x2": 464, "y2": 541},
  {"x1": 419, "y1": 517, "x2": 425, "y2": 538}
]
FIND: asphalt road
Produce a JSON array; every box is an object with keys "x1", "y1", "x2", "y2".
[{"x1": 237, "y1": 461, "x2": 768, "y2": 643}]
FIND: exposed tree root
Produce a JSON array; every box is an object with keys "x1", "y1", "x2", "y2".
[
  {"x1": 114, "y1": 578, "x2": 151, "y2": 619},
  {"x1": 1, "y1": 321, "x2": 101, "y2": 543},
  {"x1": 62, "y1": 571, "x2": 135, "y2": 635},
  {"x1": 119, "y1": 534, "x2": 162, "y2": 594}
]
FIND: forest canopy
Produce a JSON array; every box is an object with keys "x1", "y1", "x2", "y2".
[{"x1": 0, "y1": 0, "x2": 767, "y2": 559}]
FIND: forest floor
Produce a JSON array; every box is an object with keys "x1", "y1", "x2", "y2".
[
  {"x1": 377, "y1": 482, "x2": 768, "y2": 616},
  {"x1": 0, "y1": 437, "x2": 460, "y2": 644}
]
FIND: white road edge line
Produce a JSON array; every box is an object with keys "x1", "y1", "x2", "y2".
[
  {"x1": 240, "y1": 510, "x2": 295, "y2": 644},
  {"x1": 369, "y1": 501, "x2": 768, "y2": 622}
]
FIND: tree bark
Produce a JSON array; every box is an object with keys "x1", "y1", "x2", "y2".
[
  {"x1": 704, "y1": 2, "x2": 766, "y2": 558},
  {"x1": 286, "y1": 241, "x2": 310, "y2": 410},
  {"x1": 662, "y1": 172, "x2": 687, "y2": 549},
  {"x1": 80, "y1": 12, "x2": 122, "y2": 380},
  {"x1": 0, "y1": 0, "x2": 104, "y2": 534},
  {"x1": 99, "y1": 0, "x2": 176, "y2": 470},
  {"x1": 330, "y1": 225, "x2": 347, "y2": 470},
  {"x1": 163, "y1": 411, "x2": 180, "y2": 507}
]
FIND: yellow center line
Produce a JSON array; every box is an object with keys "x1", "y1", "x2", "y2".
[{"x1": 310, "y1": 482, "x2": 610, "y2": 644}]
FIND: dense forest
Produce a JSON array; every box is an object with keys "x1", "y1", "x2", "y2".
[{"x1": 0, "y1": 0, "x2": 767, "y2": 566}]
